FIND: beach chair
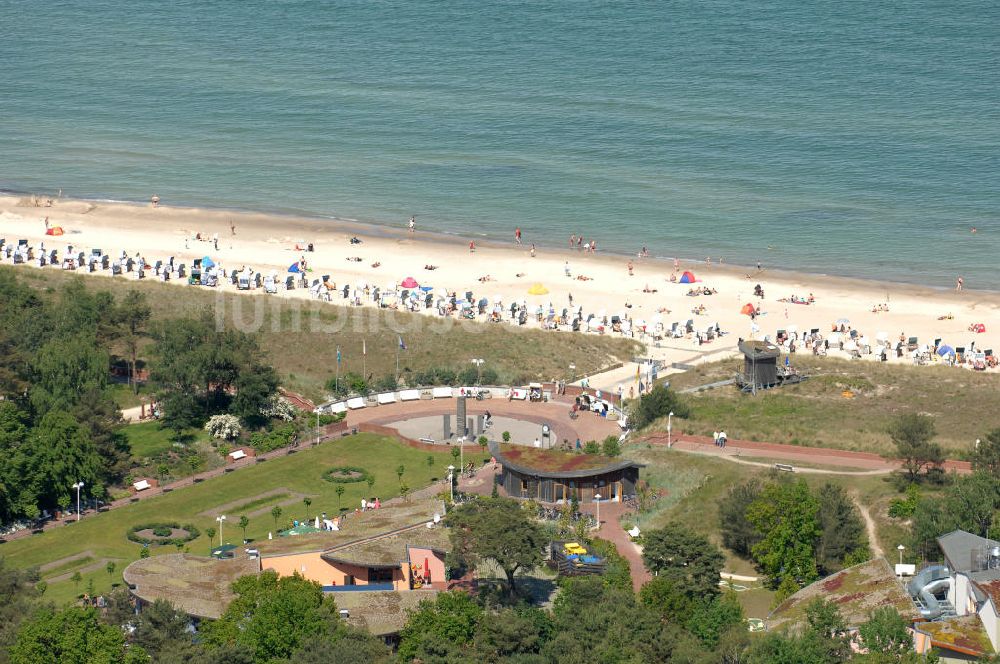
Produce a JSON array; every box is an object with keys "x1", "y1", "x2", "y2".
[
  {"x1": 285, "y1": 276, "x2": 295, "y2": 290},
  {"x1": 906, "y1": 337, "x2": 918, "y2": 352},
  {"x1": 99, "y1": 255, "x2": 109, "y2": 270}
]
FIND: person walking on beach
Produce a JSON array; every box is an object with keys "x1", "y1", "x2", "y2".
[
  {"x1": 956, "y1": 276, "x2": 964, "y2": 291},
  {"x1": 570, "y1": 234, "x2": 576, "y2": 248},
  {"x1": 515, "y1": 227, "x2": 522, "y2": 244},
  {"x1": 627, "y1": 260, "x2": 634, "y2": 276},
  {"x1": 408, "y1": 216, "x2": 415, "y2": 234},
  {"x1": 230, "y1": 219, "x2": 236, "y2": 236},
  {"x1": 469, "y1": 240, "x2": 476, "y2": 253},
  {"x1": 150, "y1": 194, "x2": 160, "y2": 208},
  {"x1": 43, "y1": 216, "x2": 49, "y2": 230},
  {"x1": 213, "y1": 233, "x2": 219, "y2": 251},
  {"x1": 577, "y1": 236, "x2": 583, "y2": 251},
  {"x1": 530, "y1": 243, "x2": 536, "y2": 257}
]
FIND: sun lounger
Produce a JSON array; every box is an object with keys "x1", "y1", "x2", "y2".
[
  {"x1": 376, "y1": 392, "x2": 396, "y2": 405},
  {"x1": 346, "y1": 397, "x2": 366, "y2": 410},
  {"x1": 431, "y1": 387, "x2": 453, "y2": 399}
]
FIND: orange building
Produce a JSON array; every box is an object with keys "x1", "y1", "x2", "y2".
[{"x1": 256, "y1": 499, "x2": 449, "y2": 592}]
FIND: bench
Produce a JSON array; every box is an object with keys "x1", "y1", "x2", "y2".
[{"x1": 774, "y1": 463, "x2": 795, "y2": 472}]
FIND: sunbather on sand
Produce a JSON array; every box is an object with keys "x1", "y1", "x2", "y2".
[{"x1": 424, "y1": 264, "x2": 438, "y2": 270}]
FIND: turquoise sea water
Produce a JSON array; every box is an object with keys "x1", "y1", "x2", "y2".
[{"x1": 1, "y1": 1, "x2": 998, "y2": 287}]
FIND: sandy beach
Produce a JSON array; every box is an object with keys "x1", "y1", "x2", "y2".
[{"x1": 3, "y1": 194, "x2": 999, "y2": 389}]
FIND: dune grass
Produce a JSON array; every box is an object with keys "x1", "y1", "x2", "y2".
[
  {"x1": 0, "y1": 433, "x2": 456, "y2": 605},
  {"x1": 7, "y1": 266, "x2": 641, "y2": 402},
  {"x1": 663, "y1": 356, "x2": 1000, "y2": 455}
]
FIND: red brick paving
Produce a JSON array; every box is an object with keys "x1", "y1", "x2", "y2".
[{"x1": 642, "y1": 433, "x2": 972, "y2": 474}]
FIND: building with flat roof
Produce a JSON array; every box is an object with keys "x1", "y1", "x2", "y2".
[
  {"x1": 256, "y1": 498, "x2": 449, "y2": 592},
  {"x1": 123, "y1": 553, "x2": 259, "y2": 619}
]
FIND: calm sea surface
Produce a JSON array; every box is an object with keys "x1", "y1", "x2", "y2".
[{"x1": 2, "y1": 1, "x2": 998, "y2": 287}]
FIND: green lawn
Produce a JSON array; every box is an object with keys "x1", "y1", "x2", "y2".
[
  {"x1": 0, "y1": 433, "x2": 456, "y2": 605},
  {"x1": 125, "y1": 421, "x2": 205, "y2": 459},
  {"x1": 107, "y1": 382, "x2": 154, "y2": 410}
]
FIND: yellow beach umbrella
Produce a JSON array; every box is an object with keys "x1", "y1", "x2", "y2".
[{"x1": 527, "y1": 283, "x2": 549, "y2": 295}]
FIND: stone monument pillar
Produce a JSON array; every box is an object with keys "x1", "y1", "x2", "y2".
[{"x1": 456, "y1": 396, "x2": 467, "y2": 437}]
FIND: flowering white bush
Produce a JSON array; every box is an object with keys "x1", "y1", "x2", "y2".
[
  {"x1": 259, "y1": 395, "x2": 296, "y2": 422},
  {"x1": 205, "y1": 414, "x2": 242, "y2": 440}
]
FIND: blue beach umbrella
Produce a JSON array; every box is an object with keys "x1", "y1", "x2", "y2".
[
  {"x1": 287, "y1": 262, "x2": 301, "y2": 273},
  {"x1": 937, "y1": 344, "x2": 955, "y2": 357},
  {"x1": 201, "y1": 256, "x2": 215, "y2": 268}
]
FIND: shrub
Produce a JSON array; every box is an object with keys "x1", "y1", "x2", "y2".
[
  {"x1": 249, "y1": 422, "x2": 298, "y2": 453},
  {"x1": 629, "y1": 385, "x2": 689, "y2": 430},
  {"x1": 205, "y1": 414, "x2": 241, "y2": 440},
  {"x1": 502, "y1": 431, "x2": 511, "y2": 443},
  {"x1": 322, "y1": 466, "x2": 373, "y2": 484},
  {"x1": 583, "y1": 440, "x2": 600, "y2": 454},
  {"x1": 259, "y1": 395, "x2": 296, "y2": 422},
  {"x1": 317, "y1": 412, "x2": 346, "y2": 426},
  {"x1": 602, "y1": 436, "x2": 622, "y2": 457},
  {"x1": 326, "y1": 372, "x2": 369, "y2": 397},
  {"x1": 888, "y1": 484, "x2": 920, "y2": 519},
  {"x1": 127, "y1": 522, "x2": 200, "y2": 546}
]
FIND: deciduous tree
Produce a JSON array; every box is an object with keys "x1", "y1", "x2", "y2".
[
  {"x1": 641, "y1": 523, "x2": 724, "y2": 599},
  {"x1": 446, "y1": 497, "x2": 545, "y2": 596},
  {"x1": 397, "y1": 591, "x2": 482, "y2": 663},
  {"x1": 746, "y1": 479, "x2": 821, "y2": 589},
  {"x1": 203, "y1": 571, "x2": 337, "y2": 663},
  {"x1": 11, "y1": 606, "x2": 145, "y2": 664}
]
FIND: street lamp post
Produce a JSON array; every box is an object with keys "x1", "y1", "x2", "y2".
[
  {"x1": 447, "y1": 465, "x2": 456, "y2": 502},
  {"x1": 471, "y1": 358, "x2": 485, "y2": 385},
  {"x1": 897, "y1": 544, "x2": 906, "y2": 567},
  {"x1": 667, "y1": 412, "x2": 674, "y2": 448},
  {"x1": 216, "y1": 515, "x2": 227, "y2": 546},
  {"x1": 594, "y1": 493, "x2": 602, "y2": 528},
  {"x1": 71, "y1": 481, "x2": 85, "y2": 521}
]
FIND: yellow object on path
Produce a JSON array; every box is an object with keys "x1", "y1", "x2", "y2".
[{"x1": 528, "y1": 283, "x2": 549, "y2": 295}]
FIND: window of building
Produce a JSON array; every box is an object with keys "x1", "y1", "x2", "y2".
[{"x1": 368, "y1": 567, "x2": 395, "y2": 584}]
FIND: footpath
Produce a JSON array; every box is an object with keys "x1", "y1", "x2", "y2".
[{"x1": 643, "y1": 432, "x2": 972, "y2": 475}]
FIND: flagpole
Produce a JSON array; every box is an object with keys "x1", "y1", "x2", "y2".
[
  {"x1": 336, "y1": 346, "x2": 341, "y2": 393},
  {"x1": 363, "y1": 339, "x2": 367, "y2": 380},
  {"x1": 395, "y1": 344, "x2": 399, "y2": 384}
]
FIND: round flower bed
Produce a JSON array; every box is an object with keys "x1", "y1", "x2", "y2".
[
  {"x1": 127, "y1": 522, "x2": 201, "y2": 546},
  {"x1": 322, "y1": 466, "x2": 372, "y2": 484}
]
